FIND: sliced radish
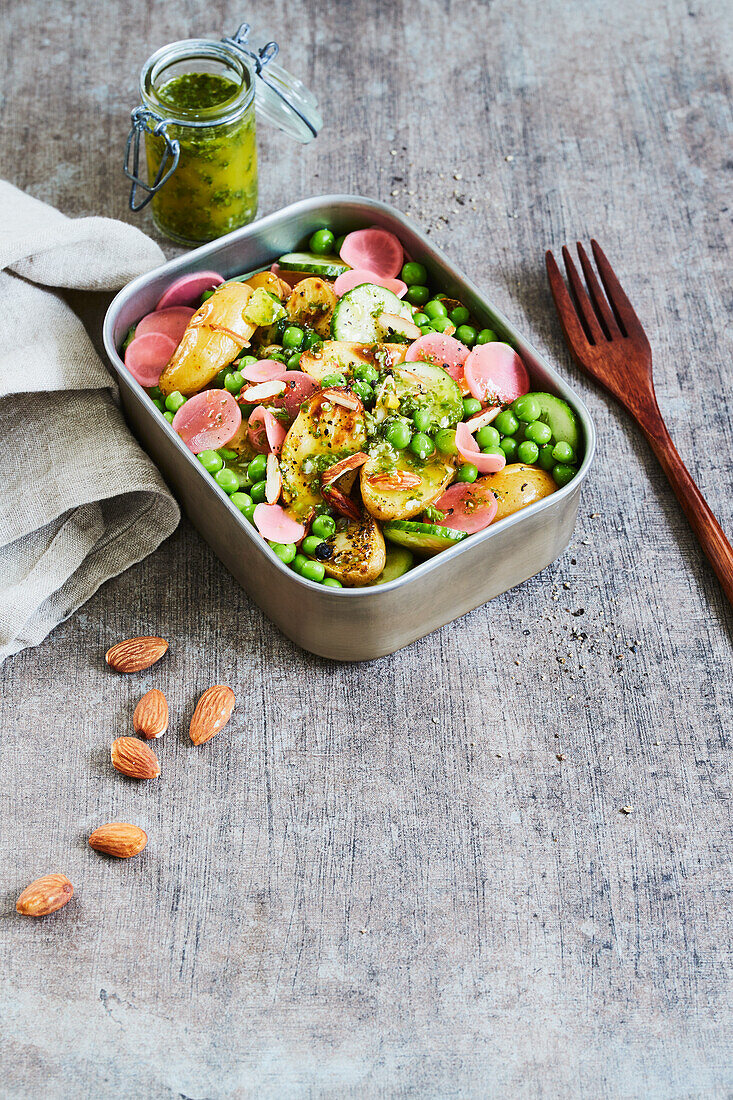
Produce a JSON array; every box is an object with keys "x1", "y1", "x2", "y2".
[
  {"x1": 155, "y1": 271, "x2": 224, "y2": 311},
  {"x1": 268, "y1": 371, "x2": 320, "y2": 420},
  {"x1": 455, "y1": 421, "x2": 507, "y2": 474},
  {"x1": 464, "y1": 342, "x2": 529, "y2": 405},
  {"x1": 333, "y1": 268, "x2": 407, "y2": 298},
  {"x1": 124, "y1": 333, "x2": 176, "y2": 387},
  {"x1": 377, "y1": 312, "x2": 421, "y2": 340},
  {"x1": 433, "y1": 481, "x2": 498, "y2": 534},
  {"x1": 248, "y1": 405, "x2": 287, "y2": 454},
  {"x1": 339, "y1": 228, "x2": 404, "y2": 279},
  {"x1": 405, "y1": 333, "x2": 471, "y2": 380},
  {"x1": 135, "y1": 306, "x2": 195, "y2": 346},
  {"x1": 172, "y1": 389, "x2": 241, "y2": 454},
  {"x1": 242, "y1": 359, "x2": 288, "y2": 383},
  {"x1": 254, "y1": 503, "x2": 305, "y2": 544}
]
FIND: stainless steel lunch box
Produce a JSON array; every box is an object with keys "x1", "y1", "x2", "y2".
[{"x1": 103, "y1": 195, "x2": 596, "y2": 661}]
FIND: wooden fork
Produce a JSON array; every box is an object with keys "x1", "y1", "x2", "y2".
[{"x1": 546, "y1": 239, "x2": 733, "y2": 607}]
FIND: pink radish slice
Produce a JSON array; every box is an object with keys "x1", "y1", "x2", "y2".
[
  {"x1": 254, "y1": 503, "x2": 305, "y2": 544},
  {"x1": 242, "y1": 359, "x2": 288, "y2": 383},
  {"x1": 172, "y1": 389, "x2": 241, "y2": 453},
  {"x1": 464, "y1": 342, "x2": 529, "y2": 405},
  {"x1": 155, "y1": 271, "x2": 224, "y2": 311},
  {"x1": 455, "y1": 421, "x2": 507, "y2": 474},
  {"x1": 268, "y1": 371, "x2": 320, "y2": 420},
  {"x1": 248, "y1": 406, "x2": 287, "y2": 454},
  {"x1": 339, "y1": 228, "x2": 404, "y2": 279},
  {"x1": 433, "y1": 482, "x2": 498, "y2": 534},
  {"x1": 124, "y1": 333, "x2": 176, "y2": 387},
  {"x1": 333, "y1": 268, "x2": 407, "y2": 298},
  {"x1": 405, "y1": 333, "x2": 471, "y2": 380},
  {"x1": 135, "y1": 306, "x2": 195, "y2": 345}
]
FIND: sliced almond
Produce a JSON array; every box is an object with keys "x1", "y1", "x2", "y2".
[
  {"x1": 367, "y1": 471, "x2": 422, "y2": 491},
  {"x1": 133, "y1": 688, "x2": 169, "y2": 739},
  {"x1": 111, "y1": 736, "x2": 161, "y2": 779},
  {"x1": 320, "y1": 388, "x2": 361, "y2": 410},
  {"x1": 466, "y1": 406, "x2": 501, "y2": 432},
  {"x1": 321, "y1": 484, "x2": 362, "y2": 521},
  {"x1": 321, "y1": 451, "x2": 370, "y2": 485},
  {"x1": 377, "y1": 312, "x2": 421, "y2": 340},
  {"x1": 16, "y1": 874, "x2": 74, "y2": 917},
  {"x1": 190, "y1": 685, "x2": 236, "y2": 746},
  {"x1": 241, "y1": 380, "x2": 286, "y2": 402},
  {"x1": 88, "y1": 823, "x2": 148, "y2": 859},
  {"x1": 105, "y1": 636, "x2": 168, "y2": 674},
  {"x1": 265, "y1": 453, "x2": 282, "y2": 504}
]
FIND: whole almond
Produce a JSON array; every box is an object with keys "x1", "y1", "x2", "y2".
[
  {"x1": 133, "y1": 688, "x2": 169, "y2": 739},
  {"x1": 16, "y1": 874, "x2": 74, "y2": 917},
  {"x1": 105, "y1": 636, "x2": 168, "y2": 674},
  {"x1": 88, "y1": 822, "x2": 148, "y2": 859},
  {"x1": 190, "y1": 685, "x2": 236, "y2": 745},
  {"x1": 111, "y1": 736, "x2": 161, "y2": 779}
]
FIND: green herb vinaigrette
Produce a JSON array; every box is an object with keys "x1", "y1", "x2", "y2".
[{"x1": 145, "y1": 72, "x2": 257, "y2": 245}]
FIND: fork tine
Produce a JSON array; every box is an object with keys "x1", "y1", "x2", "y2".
[
  {"x1": 561, "y1": 246, "x2": 604, "y2": 344},
  {"x1": 576, "y1": 242, "x2": 621, "y2": 338},
  {"x1": 591, "y1": 240, "x2": 644, "y2": 338},
  {"x1": 545, "y1": 250, "x2": 590, "y2": 353}
]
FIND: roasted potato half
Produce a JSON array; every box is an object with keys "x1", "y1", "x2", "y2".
[
  {"x1": 360, "y1": 445, "x2": 454, "y2": 522},
  {"x1": 483, "y1": 463, "x2": 557, "y2": 521},
  {"x1": 244, "y1": 270, "x2": 292, "y2": 299},
  {"x1": 300, "y1": 340, "x2": 408, "y2": 383},
  {"x1": 280, "y1": 391, "x2": 368, "y2": 521},
  {"x1": 159, "y1": 282, "x2": 256, "y2": 396},
  {"x1": 286, "y1": 277, "x2": 338, "y2": 337},
  {"x1": 321, "y1": 514, "x2": 386, "y2": 587}
]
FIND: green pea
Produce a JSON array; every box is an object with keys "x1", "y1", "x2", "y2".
[
  {"x1": 309, "y1": 228, "x2": 335, "y2": 254},
  {"x1": 215, "y1": 467, "x2": 240, "y2": 494},
  {"x1": 300, "y1": 560, "x2": 326, "y2": 583},
  {"x1": 312, "y1": 515, "x2": 336, "y2": 539},
  {"x1": 353, "y1": 363, "x2": 379, "y2": 384},
  {"x1": 282, "y1": 325, "x2": 305, "y2": 351},
  {"x1": 412, "y1": 408, "x2": 432, "y2": 433},
  {"x1": 456, "y1": 463, "x2": 478, "y2": 483},
  {"x1": 435, "y1": 428, "x2": 457, "y2": 455},
  {"x1": 334, "y1": 235, "x2": 346, "y2": 253},
  {"x1": 163, "y1": 410, "x2": 175, "y2": 424},
  {"x1": 164, "y1": 391, "x2": 186, "y2": 413},
  {"x1": 287, "y1": 352, "x2": 302, "y2": 370},
  {"x1": 269, "y1": 541, "x2": 297, "y2": 564},
  {"x1": 322, "y1": 372, "x2": 347, "y2": 387},
  {"x1": 538, "y1": 444, "x2": 556, "y2": 471},
  {"x1": 494, "y1": 409, "x2": 519, "y2": 436},
  {"x1": 525, "y1": 421, "x2": 552, "y2": 446},
  {"x1": 152, "y1": 398, "x2": 164, "y2": 411},
  {"x1": 412, "y1": 312, "x2": 429, "y2": 326},
  {"x1": 455, "y1": 324, "x2": 478, "y2": 347},
  {"x1": 303, "y1": 331, "x2": 322, "y2": 351},
  {"x1": 198, "y1": 450, "x2": 223, "y2": 473},
  {"x1": 239, "y1": 354, "x2": 258, "y2": 367},
  {"x1": 512, "y1": 394, "x2": 541, "y2": 423},
  {"x1": 406, "y1": 284, "x2": 430, "y2": 306},
  {"x1": 148, "y1": 385, "x2": 163, "y2": 401},
  {"x1": 475, "y1": 425, "x2": 501, "y2": 449},
  {"x1": 476, "y1": 328, "x2": 498, "y2": 344},
  {"x1": 292, "y1": 553, "x2": 309, "y2": 574},
  {"x1": 401, "y1": 261, "x2": 428, "y2": 285},
  {"x1": 552, "y1": 441, "x2": 576, "y2": 464},
  {"x1": 516, "y1": 440, "x2": 539, "y2": 464},
  {"x1": 218, "y1": 448, "x2": 238, "y2": 460},
  {"x1": 247, "y1": 454, "x2": 268, "y2": 482},
  {"x1": 449, "y1": 306, "x2": 470, "y2": 326},
  {"x1": 302, "y1": 535, "x2": 323, "y2": 556},
  {"x1": 409, "y1": 432, "x2": 435, "y2": 459},
  {"x1": 200, "y1": 289, "x2": 216, "y2": 304},
  {"x1": 352, "y1": 380, "x2": 374, "y2": 404},
  {"x1": 230, "y1": 491, "x2": 254, "y2": 514},
  {"x1": 553, "y1": 463, "x2": 577, "y2": 487},
  {"x1": 224, "y1": 370, "x2": 244, "y2": 395},
  {"x1": 385, "y1": 420, "x2": 412, "y2": 450},
  {"x1": 322, "y1": 577, "x2": 343, "y2": 588},
  {"x1": 500, "y1": 436, "x2": 518, "y2": 459},
  {"x1": 250, "y1": 480, "x2": 268, "y2": 503},
  {"x1": 424, "y1": 299, "x2": 448, "y2": 320},
  {"x1": 462, "y1": 397, "x2": 482, "y2": 417},
  {"x1": 481, "y1": 445, "x2": 506, "y2": 459},
  {"x1": 419, "y1": 324, "x2": 433, "y2": 335},
  {"x1": 430, "y1": 316, "x2": 452, "y2": 334}
]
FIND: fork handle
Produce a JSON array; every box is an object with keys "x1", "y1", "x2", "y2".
[{"x1": 642, "y1": 417, "x2": 733, "y2": 606}]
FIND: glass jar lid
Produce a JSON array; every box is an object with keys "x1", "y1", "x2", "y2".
[{"x1": 222, "y1": 22, "x2": 322, "y2": 144}]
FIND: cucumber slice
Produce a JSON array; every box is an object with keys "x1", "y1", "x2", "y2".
[
  {"x1": 278, "y1": 252, "x2": 350, "y2": 278},
  {"x1": 331, "y1": 284, "x2": 413, "y2": 342},
  {"x1": 374, "y1": 545, "x2": 414, "y2": 584},
  {"x1": 527, "y1": 392, "x2": 580, "y2": 452},
  {"x1": 383, "y1": 520, "x2": 467, "y2": 555},
  {"x1": 392, "y1": 362, "x2": 463, "y2": 430}
]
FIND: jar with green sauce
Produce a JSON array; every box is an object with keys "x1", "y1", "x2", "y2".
[{"x1": 125, "y1": 27, "x2": 321, "y2": 246}]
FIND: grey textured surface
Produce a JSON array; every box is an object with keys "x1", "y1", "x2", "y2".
[{"x1": 1, "y1": 0, "x2": 732, "y2": 1096}]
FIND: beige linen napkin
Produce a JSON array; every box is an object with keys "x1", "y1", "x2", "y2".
[{"x1": 0, "y1": 182, "x2": 180, "y2": 663}]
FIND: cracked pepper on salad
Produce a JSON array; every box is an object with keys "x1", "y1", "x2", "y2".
[{"x1": 121, "y1": 225, "x2": 583, "y2": 587}]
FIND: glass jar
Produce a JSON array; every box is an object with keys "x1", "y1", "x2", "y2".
[{"x1": 138, "y1": 39, "x2": 258, "y2": 246}]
